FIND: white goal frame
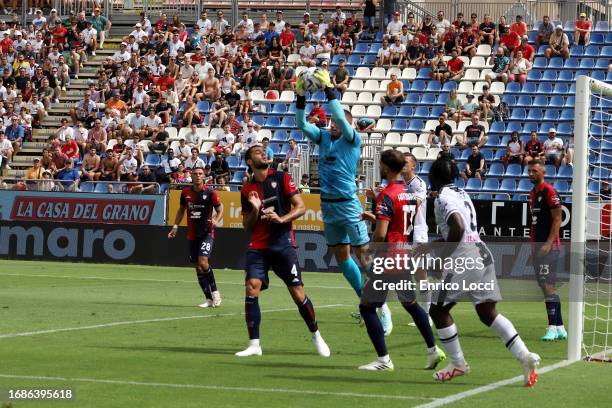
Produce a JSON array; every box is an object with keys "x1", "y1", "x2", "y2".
[{"x1": 569, "y1": 76, "x2": 612, "y2": 361}]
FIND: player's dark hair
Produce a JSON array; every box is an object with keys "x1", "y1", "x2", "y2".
[
  {"x1": 403, "y1": 152, "x2": 417, "y2": 166},
  {"x1": 528, "y1": 159, "x2": 544, "y2": 167},
  {"x1": 192, "y1": 166, "x2": 205, "y2": 172},
  {"x1": 380, "y1": 149, "x2": 405, "y2": 173},
  {"x1": 429, "y1": 156, "x2": 459, "y2": 191}
]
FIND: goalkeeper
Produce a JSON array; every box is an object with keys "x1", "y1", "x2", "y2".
[{"x1": 295, "y1": 69, "x2": 393, "y2": 333}]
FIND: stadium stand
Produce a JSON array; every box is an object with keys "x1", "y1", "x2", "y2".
[{"x1": 0, "y1": 4, "x2": 609, "y2": 198}]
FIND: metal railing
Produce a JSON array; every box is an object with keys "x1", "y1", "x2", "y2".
[
  {"x1": 288, "y1": 143, "x2": 310, "y2": 186},
  {"x1": 398, "y1": 0, "x2": 611, "y2": 27}
]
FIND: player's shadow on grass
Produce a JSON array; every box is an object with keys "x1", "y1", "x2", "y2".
[
  {"x1": 97, "y1": 345, "x2": 239, "y2": 356},
  {"x1": 222, "y1": 361, "x2": 355, "y2": 370},
  {"x1": 264, "y1": 373, "x2": 449, "y2": 386}
]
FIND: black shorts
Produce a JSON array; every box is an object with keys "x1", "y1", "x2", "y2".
[
  {"x1": 384, "y1": 95, "x2": 404, "y2": 103},
  {"x1": 245, "y1": 246, "x2": 303, "y2": 290},
  {"x1": 532, "y1": 249, "x2": 562, "y2": 286},
  {"x1": 361, "y1": 274, "x2": 415, "y2": 307},
  {"x1": 189, "y1": 234, "x2": 214, "y2": 263}
]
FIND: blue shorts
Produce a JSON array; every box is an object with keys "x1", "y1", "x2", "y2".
[
  {"x1": 245, "y1": 246, "x2": 303, "y2": 291},
  {"x1": 324, "y1": 220, "x2": 369, "y2": 247},
  {"x1": 189, "y1": 234, "x2": 214, "y2": 263},
  {"x1": 320, "y1": 196, "x2": 363, "y2": 225}
]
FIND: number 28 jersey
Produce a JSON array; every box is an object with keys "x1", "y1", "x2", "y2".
[
  {"x1": 375, "y1": 180, "x2": 422, "y2": 244},
  {"x1": 434, "y1": 184, "x2": 481, "y2": 243}
]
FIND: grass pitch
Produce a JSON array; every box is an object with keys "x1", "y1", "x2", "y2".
[{"x1": 0, "y1": 260, "x2": 609, "y2": 407}]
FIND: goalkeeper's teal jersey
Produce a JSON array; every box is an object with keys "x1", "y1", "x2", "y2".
[{"x1": 296, "y1": 99, "x2": 361, "y2": 200}]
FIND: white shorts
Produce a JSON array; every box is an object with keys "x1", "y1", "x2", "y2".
[{"x1": 432, "y1": 263, "x2": 502, "y2": 306}]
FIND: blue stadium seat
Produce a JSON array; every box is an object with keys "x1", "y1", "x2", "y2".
[
  {"x1": 272, "y1": 130, "x2": 288, "y2": 141},
  {"x1": 460, "y1": 149, "x2": 472, "y2": 159},
  {"x1": 558, "y1": 166, "x2": 573, "y2": 179},
  {"x1": 557, "y1": 123, "x2": 573, "y2": 135},
  {"x1": 144, "y1": 153, "x2": 161, "y2": 167},
  {"x1": 404, "y1": 93, "x2": 420, "y2": 105},
  {"x1": 80, "y1": 182, "x2": 95, "y2": 193},
  {"x1": 478, "y1": 194, "x2": 493, "y2": 200},
  {"x1": 553, "y1": 83, "x2": 569, "y2": 94},
  {"x1": 545, "y1": 164, "x2": 557, "y2": 177},
  {"x1": 554, "y1": 180, "x2": 570, "y2": 193},
  {"x1": 416, "y1": 68, "x2": 432, "y2": 80},
  {"x1": 413, "y1": 107, "x2": 430, "y2": 119},
  {"x1": 364, "y1": 55, "x2": 377, "y2": 65},
  {"x1": 231, "y1": 171, "x2": 246, "y2": 184},
  {"x1": 590, "y1": 33, "x2": 605, "y2": 45},
  {"x1": 354, "y1": 42, "x2": 369, "y2": 53},
  {"x1": 500, "y1": 179, "x2": 517, "y2": 193},
  {"x1": 602, "y1": 46, "x2": 612, "y2": 57},
  {"x1": 407, "y1": 120, "x2": 425, "y2": 132},
  {"x1": 596, "y1": 58, "x2": 609, "y2": 69},
  {"x1": 489, "y1": 121, "x2": 505, "y2": 134},
  {"x1": 544, "y1": 110, "x2": 560, "y2": 121},
  {"x1": 226, "y1": 155, "x2": 242, "y2": 169},
  {"x1": 564, "y1": 20, "x2": 576, "y2": 32},
  {"x1": 290, "y1": 130, "x2": 304, "y2": 141},
  {"x1": 533, "y1": 57, "x2": 547, "y2": 69},
  {"x1": 560, "y1": 109, "x2": 574, "y2": 121},
  {"x1": 517, "y1": 179, "x2": 533, "y2": 193},
  {"x1": 588, "y1": 181, "x2": 601, "y2": 195},
  {"x1": 483, "y1": 178, "x2": 499, "y2": 191},
  {"x1": 528, "y1": 70, "x2": 543, "y2": 81},
  {"x1": 511, "y1": 108, "x2": 526, "y2": 120},
  {"x1": 548, "y1": 57, "x2": 563, "y2": 68},
  {"x1": 538, "y1": 122, "x2": 555, "y2": 134},
  {"x1": 391, "y1": 119, "x2": 409, "y2": 132},
  {"x1": 493, "y1": 149, "x2": 505, "y2": 161},
  {"x1": 542, "y1": 70, "x2": 557, "y2": 81},
  {"x1": 580, "y1": 58, "x2": 595, "y2": 69},
  {"x1": 420, "y1": 175, "x2": 430, "y2": 186},
  {"x1": 465, "y1": 178, "x2": 483, "y2": 191},
  {"x1": 584, "y1": 45, "x2": 600, "y2": 56},
  {"x1": 549, "y1": 96, "x2": 565, "y2": 107},
  {"x1": 506, "y1": 82, "x2": 521, "y2": 93},
  {"x1": 442, "y1": 82, "x2": 457, "y2": 92},
  {"x1": 527, "y1": 109, "x2": 543, "y2": 120},
  {"x1": 411, "y1": 80, "x2": 427, "y2": 92},
  {"x1": 419, "y1": 161, "x2": 432, "y2": 175},
  {"x1": 347, "y1": 54, "x2": 361, "y2": 65},
  {"x1": 264, "y1": 116, "x2": 281, "y2": 128},
  {"x1": 592, "y1": 71, "x2": 606, "y2": 81},
  {"x1": 488, "y1": 162, "x2": 505, "y2": 177},
  {"x1": 558, "y1": 70, "x2": 574, "y2": 82},
  {"x1": 455, "y1": 178, "x2": 465, "y2": 189},
  {"x1": 538, "y1": 83, "x2": 553, "y2": 94},
  {"x1": 595, "y1": 21, "x2": 610, "y2": 32},
  {"x1": 381, "y1": 105, "x2": 398, "y2": 118},
  {"x1": 421, "y1": 93, "x2": 436, "y2": 105},
  {"x1": 518, "y1": 95, "x2": 533, "y2": 106},
  {"x1": 563, "y1": 57, "x2": 580, "y2": 69},
  {"x1": 505, "y1": 163, "x2": 522, "y2": 177},
  {"x1": 507, "y1": 122, "x2": 523, "y2": 134},
  {"x1": 528, "y1": 31, "x2": 537, "y2": 43},
  {"x1": 502, "y1": 95, "x2": 516, "y2": 106},
  {"x1": 523, "y1": 122, "x2": 539, "y2": 134},
  {"x1": 197, "y1": 101, "x2": 210, "y2": 113},
  {"x1": 426, "y1": 81, "x2": 442, "y2": 92},
  {"x1": 487, "y1": 135, "x2": 502, "y2": 148},
  {"x1": 279, "y1": 116, "x2": 296, "y2": 129},
  {"x1": 606, "y1": 33, "x2": 612, "y2": 44},
  {"x1": 565, "y1": 96, "x2": 576, "y2": 107},
  {"x1": 272, "y1": 104, "x2": 287, "y2": 114},
  {"x1": 570, "y1": 45, "x2": 584, "y2": 56},
  {"x1": 398, "y1": 106, "x2": 413, "y2": 117},
  {"x1": 521, "y1": 82, "x2": 537, "y2": 94},
  {"x1": 437, "y1": 93, "x2": 449, "y2": 105},
  {"x1": 431, "y1": 106, "x2": 445, "y2": 117},
  {"x1": 482, "y1": 149, "x2": 493, "y2": 161}
]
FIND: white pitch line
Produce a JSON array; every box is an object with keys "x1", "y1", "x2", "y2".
[
  {"x1": 0, "y1": 272, "x2": 353, "y2": 290},
  {"x1": 0, "y1": 304, "x2": 345, "y2": 340},
  {"x1": 0, "y1": 373, "x2": 436, "y2": 401},
  {"x1": 413, "y1": 359, "x2": 576, "y2": 408}
]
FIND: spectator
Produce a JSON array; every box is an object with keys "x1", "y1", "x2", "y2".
[
  {"x1": 61, "y1": 134, "x2": 80, "y2": 160},
  {"x1": 81, "y1": 147, "x2": 101, "y2": 181},
  {"x1": 461, "y1": 92, "x2": 479, "y2": 120},
  {"x1": 544, "y1": 25, "x2": 570, "y2": 59},
  {"x1": 511, "y1": 15, "x2": 528, "y2": 37},
  {"x1": 383, "y1": 0, "x2": 398, "y2": 27},
  {"x1": 575, "y1": 12, "x2": 592, "y2": 45},
  {"x1": 315, "y1": 36, "x2": 332, "y2": 65},
  {"x1": 210, "y1": 124, "x2": 235, "y2": 156},
  {"x1": 157, "y1": 148, "x2": 181, "y2": 182},
  {"x1": 457, "y1": 26, "x2": 479, "y2": 58},
  {"x1": 298, "y1": 37, "x2": 316, "y2": 67},
  {"x1": 56, "y1": 158, "x2": 81, "y2": 191},
  {"x1": 508, "y1": 50, "x2": 532, "y2": 85},
  {"x1": 422, "y1": 37, "x2": 438, "y2": 67},
  {"x1": 543, "y1": 128, "x2": 564, "y2": 169},
  {"x1": 485, "y1": 47, "x2": 510, "y2": 86},
  {"x1": 185, "y1": 147, "x2": 206, "y2": 169},
  {"x1": 478, "y1": 85, "x2": 496, "y2": 121},
  {"x1": 175, "y1": 138, "x2": 191, "y2": 162},
  {"x1": 25, "y1": 157, "x2": 44, "y2": 180},
  {"x1": 215, "y1": 175, "x2": 230, "y2": 191},
  {"x1": 184, "y1": 124, "x2": 201, "y2": 149},
  {"x1": 446, "y1": 48, "x2": 465, "y2": 82},
  {"x1": 405, "y1": 37, "x2": 424, "y2": 68},
  {"x1": 148, "y1": 123, "x2": 169, "y2": 155},
  {"x1": 428, "y1": 115, "x2": 453, "y2": 145},
  {"x1": 100, "y1": 149, "x2": 119, "y2": 181},
  {"x1": 241, "y1": 121, "x2": 259, "y2": 152},
  {"x1": 564, "y1": 135, "x2": 575, "y2": 167},
  {"x1": 262, "y1": 137, "x2": 274, "y2": 164},
  {"x1": 332, "y1": 59, "x2": 349, "y2": 93},
  {"x1": 500, "y1": 24, "x2": 520, "y2": 55},
  {"x1": 355, "y1": 117, "x2": 376, "y2": 132},
  {"x1": 389, "y1": 37, "x2": 406, "y2": 67},
  {"x1": 461, "y1": 144, "x2": 486, "y2": 181},
  {"x1": 536, "y1": 15, "x2": 554, "y2": 48},
  {"x1": 460, "y1": 115, "x2": 488, "y2": 148},
  {"x1": 478, "y1": 14, "x2": 496, "y2": 45},
  {"x1": 445, "y1": 89, "x2": 462, "y2": 124},
  {"x1": 380, "y1": 73, "x2": 404, "y2": 106},
  {"x1": 0, "y1": 130, "x2": 14, "y2": 168},
  {"x1": 5, "y1": 115, "x2": 23, "y2": 156},
  {"x1": 39, "y1": 170, "x2": 61, "y2": 191},
  {"x1": 133, "y1": 165, "x2": 157, "y2": 194},
  {"x1": 308, "y1": 101, "x2": 327, "y2": 127},
  {"x1": 279, "y1": 138, "x2": 299, "y2": 171},
  {"x1": 375, "y1": 38, "x2": 391, "y2": 66},
  {"x1": 437, "y1": 142, "x2": 455, "y2": 160},
  {"x1": 298, "y1": 174, "x2": 311, "y2": 193},
  {"x1": 503, "y1": 131, "x2": 524, "y2": 167},
  {"x1": 70, "y1": 91, "x2": 96, "y2": 126},
  {"x1": 119, "y1": 147, "x2": 139, "y2": 181},
  {"x1": 210, "y1": 152, "x2": 229, "y2": 179},
  {"x1": 431, "y1": 49, "x2": 448, "y2": 81},
  {"x1": 363, "y1": 0, "x2": 377, "y2": 34},
  {"x1": 386, "y1": 11, "x2": 403, "y2": 40},
  {"x1": 91, "y1": 7, "x2": 111, "y2": 50},
  {"x1": 434, "y1": 10, "x2": 451, "y2": 39},
  {"x1": 512, "y1": 35, "x2": 535, "y2": 62}
]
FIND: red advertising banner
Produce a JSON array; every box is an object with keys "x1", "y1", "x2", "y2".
[{"x1": 10, "y1": 196, "x2": 156, "y2": 224}]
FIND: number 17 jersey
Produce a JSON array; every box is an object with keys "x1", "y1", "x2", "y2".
[{"x1": 375, "y1": 180, "x2": 422, "y2": 244}]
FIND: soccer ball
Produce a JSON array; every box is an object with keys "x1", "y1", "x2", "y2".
[{"x1": 298, "y1": 67, "x2": 325, "y2": 92}]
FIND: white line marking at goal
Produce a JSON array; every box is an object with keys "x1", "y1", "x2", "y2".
[
  {"x1": 0, "y1": 304, "x2": 345, "y2": 340},
  {"x1": 0, "y1": 272, "x2": 353, "y2": 290},
  {"x1": 0, "y1": 373, "x2": 437, "y2": 401},
  {"x1": 413, "y1": 359, "x2": 576, "y2": 408}
]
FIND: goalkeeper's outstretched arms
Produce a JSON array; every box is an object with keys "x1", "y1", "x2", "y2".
[
  {"x1": 295, "y1": 81, "x2": 322, "y2": 143},
  {"x1": 314, "y1": 69, "x2": 359, "y2": 144}
]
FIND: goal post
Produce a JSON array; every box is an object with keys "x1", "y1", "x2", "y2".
[{"x1": 570, "y1": 76, "x2": 612, "y2": 362}]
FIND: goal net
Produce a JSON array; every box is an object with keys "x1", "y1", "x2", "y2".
[{"x1": 570, "y1": 76, "x2": 612, "y2": 362}]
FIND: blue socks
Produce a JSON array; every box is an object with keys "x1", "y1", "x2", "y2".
[
  {"x1": 196, "y1": 268, "x2": 212, "y2": 300},
  {"x1": 338, "y1": 258, "x2": 362, "y2": 297},
  {"x1": 360, "y1": 304, "x2": 388, "y2": 357},
  {"x1": 245, "y1": 296, "x2": 261, "y2": 340},
  {"x1": 545, "y1": 294, "x2": 563, "y2": 326},
  {"x1": 403, "y1": 302, "x2": 436, "y2": 348}
]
